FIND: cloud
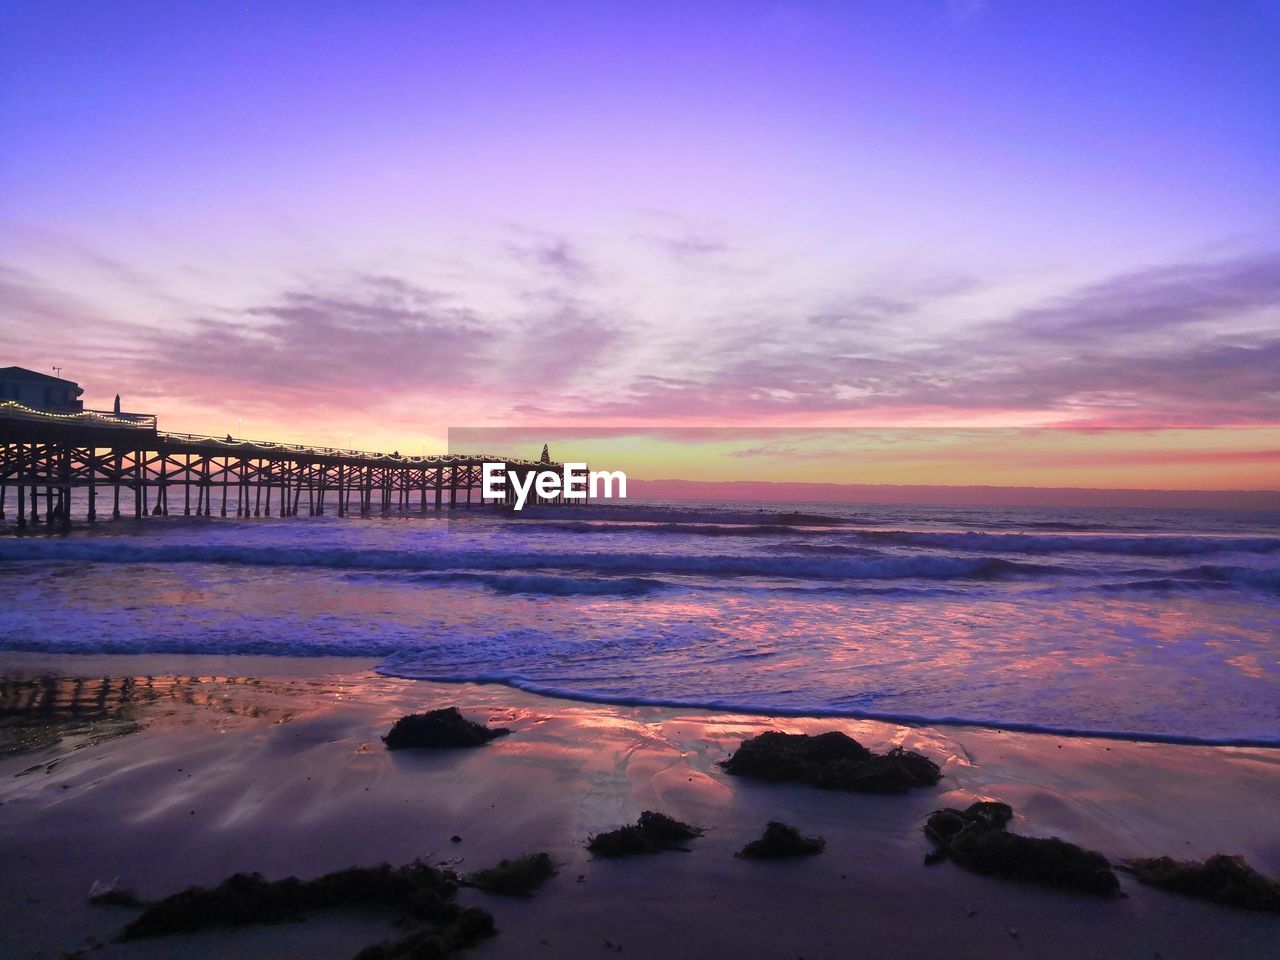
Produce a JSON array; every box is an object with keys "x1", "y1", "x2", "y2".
[
  {"x1": 1004, "y1": 252, "x2": 1280, "y2": 343},
  {"x1": 536, "y1": 239, "x2": 593, "y2": 281},
  {"x1": 0, "y1": 254, "x2": 627, "y2": 423},
  {"x1": 504, "y1": 230, "x2": 596, "y2": 284},
  {"x1": 642, "y1": 231, "x2": 732, "y2": 261},
  {"x1": 578, "y1": 250, "x2": 1280, "y2": 426},
  {"x1": 138, "y1": 279, "x2": 494, "y2": 411},
  {"x1": 807, "y1": 294, "x2": 915, "y2": 329},
  {"x1": 2, "y1": 233, "x2": 1276, "y2": 433},
  {"x1": 0, "y1": 263, "x2": 158, "y2": 368},
  {"x1": 506, "y1": 297, "x2": 623, "y2": 387}
]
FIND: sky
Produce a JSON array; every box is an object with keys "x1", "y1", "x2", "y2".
[
  {"x1": 451, "y1": 426, "x2": 1280, "y2": 496},
  {"x1": 2, "y1": 1, "x2": 1278, "y2": 488}
]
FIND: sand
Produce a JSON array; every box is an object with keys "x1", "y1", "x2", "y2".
[{"x1": 1, "y1": 652, "x2": 1278, "y2": 960}]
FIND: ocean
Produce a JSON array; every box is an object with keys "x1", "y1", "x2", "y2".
[{"x1": 1, "y1": 500, "x2": 1277, "y2": 745}]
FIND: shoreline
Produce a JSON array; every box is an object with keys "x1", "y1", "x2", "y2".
[
  {"x1": 5, "y1": 650, "x2": 1277, "y2": 751},
  {"x1": 2, "y1": 652, "x2": 1279, "y2": 959},
  {"x1": 371, "y1": 667, "x2": 1280, "y2": 750}
]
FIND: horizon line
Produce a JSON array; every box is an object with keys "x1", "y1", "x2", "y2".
[{"x1": 626, "y1": 478, "x2": 1279, "y2": 510}]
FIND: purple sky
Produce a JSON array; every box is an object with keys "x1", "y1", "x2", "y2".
[{"x1": 2, "y1": 1, "x2": 1278, "y2": 457}]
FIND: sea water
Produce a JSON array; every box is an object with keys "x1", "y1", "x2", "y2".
[{"x1": 1, "y1": 500, "x2": 1277, "y2": 745}]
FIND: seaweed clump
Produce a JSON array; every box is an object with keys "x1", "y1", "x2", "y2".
[
  {"x1": 1123, "y1": 854, "x2": 1280, "y2": 913},
  {"x1": 924, "y1": 801, "x2": 1119, "y2": 896},
  {"x1": 119, "y1": 860, "x2": 494, "y2": 957},
  {"x1": 89, "y1": 884, "x2": 143, "y2": 908},
  {"x1": 720, "y1": 731, "x2": 941, "y2": 794},
  {"x1": 467, "y1": 853, "x2": 557, "y2": 896},
  {"x1": 353, "y1": 907, "x2": 496, "y2": 960},
  {"x1": 736, "y1": 821, "x2": 826, "y2": 859},
  {"x1": 587, "y1": 811, "x2": 704, "y2": 857},
  {"x1": 383, "y1": 708, "x2": 510, "y2": 750}
]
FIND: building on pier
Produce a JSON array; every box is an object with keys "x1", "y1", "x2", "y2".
[{"x1": 0, "y1": 367, "x2": 84, "y2": 412}]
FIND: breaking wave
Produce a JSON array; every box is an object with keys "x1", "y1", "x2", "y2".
[
  {"x1": 849, "y1": 530, "x2": 1280, "y2": 556},
  {"x1": 0, "y1": 538, "x2": 1062, "y2": 583}
]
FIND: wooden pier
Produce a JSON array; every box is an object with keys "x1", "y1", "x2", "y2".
[{"x1": 0, "y1": 401, "x2": 566, "y2": 528}]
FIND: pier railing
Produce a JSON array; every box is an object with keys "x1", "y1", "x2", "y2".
[
  {"x1": 0, "y1": 400, "x2": 156, "y2": 430},
  {"x1": 156, "y1": 430, "x2": 548, "y2": 466}
]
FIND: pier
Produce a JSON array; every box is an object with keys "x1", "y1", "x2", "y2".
[{"x1": 0, "y1": 400, "x2": 567, "y2": 529}]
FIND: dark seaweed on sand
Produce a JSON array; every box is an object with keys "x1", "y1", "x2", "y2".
[
  {"x1": 587, "y1": 811, "x2": 704, "y2": 857},
  {"x1": 383, "y1": 707, "x2": 510, "y2": 749},
  {"x1": 466, "y1": 853, "x2": 557, "y2": 896},
  {"x1": 720, "y1": 731, "x2": 941, "y2": 793},
  {"x1": 119, "y1": 861, "x2": 494, "y2": 957},
  {"x1": 924, "y1": 801, "x2": 1119, "y2": 896},
  {"x1": 736, "y1": 821, "x2": 826, "y2": 859},
  {"x1": 353, "y1": 907, "x2": 495, "y2": 960},
  {"x1": 89, "y1": 886, "x2": 143, "y2": 908},
  {"x1": 1122, "y1": 854, "x2": 1280, "y2": 913}
]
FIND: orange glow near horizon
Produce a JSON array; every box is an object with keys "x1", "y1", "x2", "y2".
[
  {"x1": 449, "y1": 426, "x2": 1280, "y2": 494},
  {"x1": 67, "y1": 379, "x2": 1279, "y2": 497}
]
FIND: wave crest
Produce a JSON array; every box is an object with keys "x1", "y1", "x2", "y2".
[{"x1": 0, "y1": 538, "x2": 1060, "y2": 583}]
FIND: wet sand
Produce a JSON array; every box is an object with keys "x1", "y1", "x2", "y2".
[{"x1": 1, "y1": 652, "x2": 1278, "y2": 960}]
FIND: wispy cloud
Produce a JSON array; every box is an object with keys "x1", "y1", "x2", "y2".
[
  {"x1": 2, "y1": 234, "x2": 1276, "y2": 434},
  {"x1": 576, "y1": 249, "x2": 1280, "y2": 426},
  {"x1": 142, "y1": 280, "x2": 493, "y2": 411},
  {"x1": 503, "y1": 229, "x2": 597, "y2": 286},
  {"x1": 1004, "y1": 252, "x2": 1280, "y2": 342}
]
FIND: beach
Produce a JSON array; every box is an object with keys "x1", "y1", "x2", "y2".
[
  {"x1": 2, "y1": 652, "x2": 1278, "y2": 960},
  {"x1": 6, "y1": 2, "x2": 1280, "y2": 955},
  {"x1": 6, "y1": 3, "x2": 1279, "y2": 954}
]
